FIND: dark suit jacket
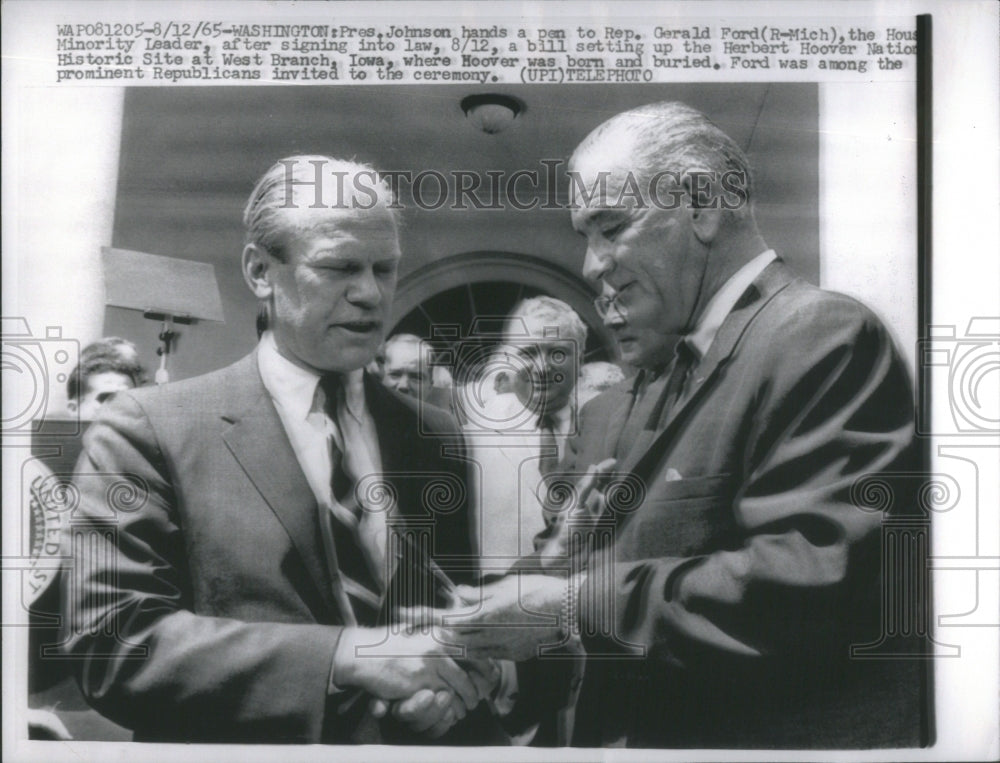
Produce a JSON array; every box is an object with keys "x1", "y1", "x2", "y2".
[
  {"x1": 533, "y1": 261, "x2": 926, "y2": 748},
  {"x1": 60, "y1": 350, "x2": 496, "y2": 743}
]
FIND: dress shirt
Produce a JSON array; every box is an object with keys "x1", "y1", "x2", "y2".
[
  {"x1": 257, "y1": 332, "x2": 387, "y2": 583},
  {"x1": 687, "y1": 249, "x2": 777, "y2": 361},
  {"x1": 543, "y1": 403, "x2": 575, "y2": 462}
]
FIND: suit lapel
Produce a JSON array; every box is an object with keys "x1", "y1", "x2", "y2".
[
  {"x1": 607, "y1": 376, "x2": 641, "y2": 457},
  {"x1": 365, "y1": 375, "x2": 420, "y2": 584},
  {"x1": 366, "y1": 374, "x2": 410, "y2": 509},
  {"x1": 221, "y1": 353, "x2": 336, "y2": 614},
  {"x1": 617, "y1": 261, "x2": 798, "y2": 479}
]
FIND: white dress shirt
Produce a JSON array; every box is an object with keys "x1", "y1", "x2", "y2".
[
  {"x1": 687, "y1": 249, "x2": 777, "y2": 360},
  {"x1": 257, "y1": 331, "x2": 388, "y2": 584},
  {"x1": 542, "y1": 401, "x2": 575, "y2": 462}
]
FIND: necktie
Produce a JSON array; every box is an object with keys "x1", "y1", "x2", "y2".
[
  {"x1": 649, "y1": 339, "x2": 696, "y2": 429},
  {"x1": 317, "y1": 375, "x2": 383, "y2": 626},
  {"x1": 613, "y1": 340, "x2": 696, "y2": 460},
  {"x1": 537, "y1": 411, "x2": 560, "y2": 476},
  {"x1": 614, "y1": 371, "x2": 667, "y2": 461}
]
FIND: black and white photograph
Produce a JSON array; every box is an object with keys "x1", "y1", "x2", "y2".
[{"x1": 2, "y1": 1, "x2": 998, "y2": 761}]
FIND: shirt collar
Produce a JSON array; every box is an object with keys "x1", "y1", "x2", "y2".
[
  {"x1": 686, "y1": 249, "x2": 777, "y2": 360},
  {"x1": 257, "y1": 331, "x2": 367, "y2": 422},
  {"x1": 539, "y1": 402, "x2": 573, "y2": 433}
]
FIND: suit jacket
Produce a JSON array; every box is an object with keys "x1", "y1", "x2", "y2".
[
  {"x1": 60, "y1": 350, "x2": 499, "y2": 743},
  {"x1": 534, "y1": 261, "x2": 926, "y2": 748}
]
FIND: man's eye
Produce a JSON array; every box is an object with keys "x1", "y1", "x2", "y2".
[
  {"x1": 374, "y1": 263, "x2": 397, "y2": 277},
  {"x1": 317, "y1": 263, "x2": 352, "y2": 273},
  {"x1": 603, "y1": 222, "x2": 626, "y2": 239}
]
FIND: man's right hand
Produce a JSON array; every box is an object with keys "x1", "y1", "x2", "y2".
[
  {"x1": 371, "y1": 688, "x2": 464, "y2": 738},
  {"x1": 332, "y1": 627, "x2": 481, "y2": 712}
]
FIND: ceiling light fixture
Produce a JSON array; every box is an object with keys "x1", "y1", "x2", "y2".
[{"x1": 461, "y1": 94, "x2": 525, "y2": 134}]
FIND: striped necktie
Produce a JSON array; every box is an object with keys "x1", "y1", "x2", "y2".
[
  {"x1": 317, "y1": 375, "x2": 383, "y2": 626},
  {"x1": 537, "y1": 411, "x2": 560, "y2": 476}
]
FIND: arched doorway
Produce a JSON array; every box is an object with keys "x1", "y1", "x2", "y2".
[{"x1": 390, "y1": 251, "x2": 617, "y2": 385}]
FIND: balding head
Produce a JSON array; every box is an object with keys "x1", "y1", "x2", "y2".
[{"x1": 570, "y1": 101, "x2": 754, "y2": 219}]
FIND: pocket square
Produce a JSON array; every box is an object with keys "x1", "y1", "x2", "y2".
[{"x1": 664, "y1": 468, "x2": 684, "y2": 482}]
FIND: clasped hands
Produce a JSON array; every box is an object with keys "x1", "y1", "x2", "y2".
[
  {"x1": 335, "y1": 459, "x2": 612, "y2": 737},
  {"x1": 334, "y1": 573, "x2": 571, "y2": 737}
]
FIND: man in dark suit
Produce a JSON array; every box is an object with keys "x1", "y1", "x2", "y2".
[
  {"x1": 434, "y1": 102, "x2": 924, "y2": 748},
  {"x1": 60, "y1": 155, "x2": 500, "y2": 743}
]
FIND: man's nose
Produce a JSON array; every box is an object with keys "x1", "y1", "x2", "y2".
[
  {"x1": 602, "y1": 305, "x2": 627, "y2": 330},
  {"x1": 348, "y1": 268, "x2": 382, "y2": 306},
  {"x1": 582, "y1": 243, "x2": 612, "y2": 283}
]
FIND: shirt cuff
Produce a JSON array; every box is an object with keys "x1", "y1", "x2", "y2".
[{"x1": 327, "y1": 627, "x2": 348, "y2": 695}]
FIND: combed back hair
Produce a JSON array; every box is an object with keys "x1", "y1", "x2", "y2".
[
  {"x1": 571, "y1": 101, "x2": 755, "y2": 216},
  {"x1": 242, "y1": 154, "x2": 398, "y2": 261},
  {"x1": 384, "y1": 333, "x2": 434, "y2": 370},
  {"x1": 505, "y1": 296, "x2": 588, "y2": 348},
  {"x1": 66, "y1": 337, "x2": 147, "y2": 400}
]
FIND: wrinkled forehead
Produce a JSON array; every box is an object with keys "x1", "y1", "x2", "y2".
[
  {"x1": 282, "y1": 202, "x2": 400, "y2": 245},
  {"x1": 506, "y1": 320, "x2": 578, "y2": 357},
  {"x1": 519, "y1": 314, "x2": 569, "y2": 339}
]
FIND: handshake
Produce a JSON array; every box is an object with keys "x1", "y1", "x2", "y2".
[{"x1": 332, "y1": 573, "x2": 574, "y2": 738}]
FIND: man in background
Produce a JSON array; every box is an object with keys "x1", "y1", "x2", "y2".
[
  {"x1": 29, "y1": 337, "x2": 147, "y2": 740},
  {"x1": 65, "y1": 336, "x2": 146, "y2": 418},
  {"x1": 464, "y1": 296, "x2": 587, "y2": 571},
  {"x1": 380, "y1": 333, "x2": 453, "y2": 412}
]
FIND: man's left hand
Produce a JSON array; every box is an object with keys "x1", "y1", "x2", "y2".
[{"x1": 400, "y1": 574, "x2": 571, "y2": 661}]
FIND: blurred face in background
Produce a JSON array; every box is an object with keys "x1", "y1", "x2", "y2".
[
  {"x1": 72, "y1": 371, "x2": 135, "y2": 419},
  {"x1": 508, "y1": 316, "x2": 579, "y2": 415},
  {"x1": 382, "y1": 339, "x2": 432, "y2": 400}
]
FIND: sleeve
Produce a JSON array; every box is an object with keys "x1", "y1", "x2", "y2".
[
  {"x1": 578, "y1": 302, "x2": 917, "y2": 668},
  {"x1": 59, "y1": 395, "x2": 344, "y2": 742}
]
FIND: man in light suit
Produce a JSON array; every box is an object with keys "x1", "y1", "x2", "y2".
[
  {"x1": 434, "y1": 102, "x2": 925, "y2": 748},
  {"x1": 464, "y1": 297, "x2": 588, "y2": 570},
  {"x1": 60, "y1": 155, "x2": 502, "y2": 743}
]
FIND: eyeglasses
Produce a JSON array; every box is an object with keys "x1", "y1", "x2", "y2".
[{"x1": 593, "y1": 292, "x2": 627, "y2": 320}]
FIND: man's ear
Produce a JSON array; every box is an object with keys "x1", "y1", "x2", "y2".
[
  {"x1": 682, "y1": 170, "x2": 723, "y2": 245},
  {"x1": 66, "y1": 399, "x2": 78, "y2": 414},
  {"x1": 242, "y1": 243, "x2": 274, "y2": 299}
]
